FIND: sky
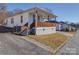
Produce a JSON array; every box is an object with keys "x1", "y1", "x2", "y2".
[{"x1": 6, "y1": 3, "x2": 79, "y2": 23}]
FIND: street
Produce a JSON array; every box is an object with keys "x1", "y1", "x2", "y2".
[{"x1": 0, "y1": 33, "x2": 51, "y2": 55}]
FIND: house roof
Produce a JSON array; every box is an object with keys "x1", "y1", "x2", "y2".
[
  {"x1": 30, "y1": 22, "x2": 57, "y2": 28},
  {"x1": 7, "y1": 7, "x2": 57, "y2": 18}
]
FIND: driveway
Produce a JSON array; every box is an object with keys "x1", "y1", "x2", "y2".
[
  {"x1": 0, "y1": 33, "x2": 51, "y2": 55},
  {"x1": 56, "y1": 30, "x2": 79, "y2": 55}
]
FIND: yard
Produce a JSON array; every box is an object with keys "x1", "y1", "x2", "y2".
[{"x1": 27, "y1": 33, "x2": 68, "y2": 50}]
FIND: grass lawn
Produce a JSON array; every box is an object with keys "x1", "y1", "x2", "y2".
[{"x1": 27, "y1": 33, "x2": 68, "y2": 50}]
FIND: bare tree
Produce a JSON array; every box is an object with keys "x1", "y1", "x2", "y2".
[
  {"x1": 13, "y1": 9, "x2": 23, "y2": 14},
  {"x1": 0, "y1": 3, "x2": 8, "y2": 24},
  {"x1": 0, "y1": 3, "x2": 7, "y2": 11},
  {"x1": 7, "y1": 11, "x2": 14, "y2": 17}
]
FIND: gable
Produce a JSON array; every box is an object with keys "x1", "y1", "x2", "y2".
[{"x1": 6, "y1": 7, "x2": 57, "y2": 19}]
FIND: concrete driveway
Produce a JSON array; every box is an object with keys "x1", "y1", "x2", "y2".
[
  {"x1": 56, "y1": 30, "x2": 79, "y2": 55},
  {"x1": 0, "y1": 33, "x2": 51, "y2": 55}
]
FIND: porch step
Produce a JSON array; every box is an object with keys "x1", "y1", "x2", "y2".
[{"x1": 20, "y1": 29, "x2": 28, "y2": 36}]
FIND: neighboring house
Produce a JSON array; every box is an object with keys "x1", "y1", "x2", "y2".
[
  {"x1": 56, "y1": 22, "x2": 77, "y2": 31},
  {"x1": 48, "y1": 21, "x2": 77, "y2": 31},
  {"x1": 3, "y1": 7, "x2": 57, "y2": 35}
]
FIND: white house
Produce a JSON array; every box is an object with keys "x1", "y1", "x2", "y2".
[
  {"x1": 3, "y1": 7, "x2": 57, "y2": 35},
  {"x1": 56, "y1": 22, "x2": 77, "y2": 31}
]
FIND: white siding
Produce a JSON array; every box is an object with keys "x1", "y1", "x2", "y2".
[
  {"x1": 35, "y1": 27, "x2": 56, "y2": 35},
  {"x1": 5, "y1": 12, "x2": 29, "y2": 27},
  {"x1": 56, "y1": 24, "x2": 62, "y2": 31}
]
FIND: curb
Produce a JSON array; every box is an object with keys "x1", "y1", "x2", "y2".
[{"x1": 53, "y1": 37, "x2": 70, "y2": 54}]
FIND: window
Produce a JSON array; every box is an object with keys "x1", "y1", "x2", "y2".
[
  {"x1": 11, "y1": 18, "x2": 14, "y2": 24},
  {"x1": 52, "y1": 28, "x2": 54, "y2": 30},
  {"x1": 43, "y1": 28, "x2": 45, "y2": 31},
  {"x1": 38, "y1": 16, "x2": 40, "y2": 21},
  {"x1": 21, "y1": 16, "x2": 23, "y2": 23},
  {"x1": 5, "y1": 19, "x2": 8, "y2": 24},
  {"x1": 33, "y1": 14, "x2": 35, "y2": 22}
]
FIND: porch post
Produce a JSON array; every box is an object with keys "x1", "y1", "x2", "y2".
[
  {"x1": 35, "y1": 11, "x2": 38, "y2": 27},
  {"x1": 47, "y1": 15, "x2": 49, "y2": 21},
  {"x1": 55, "y1": 16, "x2": 56, "y2": 22},
  {"x1": 35, "y1": 10, "x2": 38, "y2": 35},
  {"x1": 55, "y1": 16, "x2": 57, "y2": 26}
]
